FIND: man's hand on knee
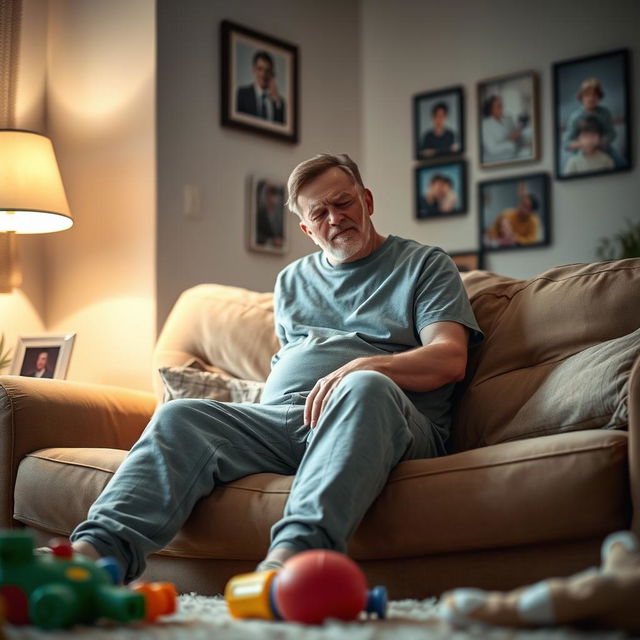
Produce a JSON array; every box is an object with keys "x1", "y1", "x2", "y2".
[{"x1": 304, "y1": 357, "x2": 386, "y2": 428}]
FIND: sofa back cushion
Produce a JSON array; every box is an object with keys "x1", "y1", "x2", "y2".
[
  {"x1": 451, "y1": 259, "x2": 640, "y2": 451},
  {"x1": 152, "y1": 260, "x2": 640, "y2": 449},
  {"x1": 152, "y1": 284, "x2": 279, "y2": 402}
]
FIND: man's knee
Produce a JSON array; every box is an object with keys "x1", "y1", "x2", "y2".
[{"x1": 334, "y1": 370, "x2": 400, "y2": 401}]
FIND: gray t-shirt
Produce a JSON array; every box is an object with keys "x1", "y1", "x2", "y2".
[{"x1": 262, "y1": 235, "x2": 483, "y2": 443}]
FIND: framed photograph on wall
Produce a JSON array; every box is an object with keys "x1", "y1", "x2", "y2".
[
  {"x1": 479, "y1": 173, "x2": 550, "y2": 252},
  {"x1": 220, "y1": 20, "x2": 299, "y2": 144},
  {"x1": 247, "y1": 175, "x2": 288, "y2": 254},
  {"x1": 478, "y1": 70, "x2": 539, "y2": 168},
  {"x1": 448, "y1": 251, "x2": 483, "y2": 272},
  {"x1": 10, "y1": 333, "x2": 76, "y2": 379},
  {"x1": 415, "y1": 160, "x2": 467, "y2": 219},
  {"x1": 554, "y1": 49, "x2": 632, "y2": 180},
  {"x1": 414, "y1": 86, "x2": 464, "y2": 160}
]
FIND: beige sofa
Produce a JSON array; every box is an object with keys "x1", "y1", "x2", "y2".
[{"x1": 2, "y1": 258, "x2": 638, "y2": 598}]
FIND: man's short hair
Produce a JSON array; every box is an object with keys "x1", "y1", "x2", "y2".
[
  {"x1": 578, "y1": 115, "x2": 604, "y2": 137},
  {"x1": 253, "y1": 50, "x2": 274, "y2": 69},
  {"x1": 286, "y1": 154, "x2": 365, "y2": 218},
  {"x1": 432, "y1": 102, "x2": 449, "y2": 116}
]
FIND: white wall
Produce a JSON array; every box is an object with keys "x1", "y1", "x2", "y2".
[
  {"x1": 156, "y1": 0, "x2": 361, "y2": 328},
  {"x1": 361, "y1": 0, "x2": 640, "y2": 278},
  {"x1": 45, "y1": 0, "x2": 156, "y2": 390}
]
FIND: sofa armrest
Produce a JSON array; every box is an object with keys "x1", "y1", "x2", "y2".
[
  {"x1": 0, "y1": 375, "x2": 156, "y2": 528},
  {"x1": 629, "y1": 356, "x2": 640, "y2": 537}
]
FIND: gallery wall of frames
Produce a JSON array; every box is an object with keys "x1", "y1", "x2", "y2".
[{"x1": 412, "y1": 48, "x2": 632, "y2": 272}]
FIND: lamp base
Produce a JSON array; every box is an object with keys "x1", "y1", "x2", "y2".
[{"x1": 0, "y1": 231, "x2": 22, "y2": 293}]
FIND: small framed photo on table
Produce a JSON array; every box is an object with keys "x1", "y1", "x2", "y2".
[
  {"x1": 478, "y1": 70, "x2": 539, "y2": 168},
  {"x1": 479, "y1": 173, "x2": 550, "y2": 252},
  {"x1": 220, "y1": 20, "x2": 299, "y2": 144},
  {"x1": 414, "y1": 86, "x2": 464, "y2": 160},
  {"x1": 247, "y1": 175, "x2": 288, "y2": 254},
  {"x1": 10, "y1": 333, "x2": 76, "y2": 379},
  {"x1": 554, "y1": 49, "x2": 632, "y2": 180},
  {"x1": 415, "y1": 160, "x2": 467, "y2": 219}
]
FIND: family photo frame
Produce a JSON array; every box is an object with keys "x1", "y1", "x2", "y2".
[
  {"x1": 220, "y1": 20, "x2": 299, "y2": 143},
  {"x1": 478, "y1": 70, "x2": 540, "y2": 168},
  {"x1": 554, "y1": 48, "x2": 632, "y2": 180},
  {"x1": 247, "y1": 174, "x2": 289, "y2": 254},
  {"x1": 10, "y1": 333, "x2": 76, "y2": 380},
  {"x1": 415, "y1": 160, "x2": 467, "y2": 220},
  {"x1": 478, "y1": 173, "x2": 551, "y2": 252},
  {"x1": 413, "y1": 86, "x2": 465, "y2": 161}
]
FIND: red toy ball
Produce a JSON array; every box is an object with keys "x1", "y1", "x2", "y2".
[{"x1": 274, "y1": 550, "x2": 367, "y2": 624}]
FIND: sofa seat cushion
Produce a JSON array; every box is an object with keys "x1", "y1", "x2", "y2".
[{"x1": 14, "y1": 430, "x2": 628, "y2": 561}]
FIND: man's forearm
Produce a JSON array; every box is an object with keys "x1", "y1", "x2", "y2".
[{"x1": 354, "y1": 342, "x2": 468, "y2": 393}]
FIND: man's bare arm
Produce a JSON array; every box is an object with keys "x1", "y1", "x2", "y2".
[{"x1": 304, "y1": 321, "x2": 469, "y2": 428}]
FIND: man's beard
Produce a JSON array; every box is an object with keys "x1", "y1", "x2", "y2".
[{"x1": 322, "y1": 229, "x2": 365, "y2": 263}]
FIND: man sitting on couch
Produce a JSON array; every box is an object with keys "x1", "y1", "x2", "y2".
[{"x1": 68, "y1": 153, "x2": 482, "y2": 582}]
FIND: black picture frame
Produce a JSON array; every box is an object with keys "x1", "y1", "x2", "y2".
[
  {"x1": 554, "y1": 48, "x2": 632, "y2": 180},
  {"x1": 478, "y1": 173, "x2": 551, "y2": 252},
  {"x1": 220, "y1": 20, "x2": 299, "y2": 144},
  {"x1": 413, "y1": 86, "x2": 464, "y2": 161},
  {"x1": 415, "y1": 160, "x2": 467, "y2": 220},
  {"x1": 478, "y1": 70, "x2": 540, "y2": 168},
  {"x1": 448, "y1": 251, "x2": 483, "y2": 272}
]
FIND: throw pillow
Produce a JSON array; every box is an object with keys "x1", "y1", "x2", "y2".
[
  {"x1": 496, "y1": 327, "x2": 639, "y2": 443},
  {"x1": 158, "y1": 366, "x2": 264, "y2": 404}
]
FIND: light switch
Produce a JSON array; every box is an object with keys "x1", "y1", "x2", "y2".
[{"x1": 183, "y1": 184, "x2": 202, "y2": 219}]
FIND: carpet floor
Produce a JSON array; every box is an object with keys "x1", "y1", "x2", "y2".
[{"x1": 3, "y1": 594, "x2": 630, "y2": 639}]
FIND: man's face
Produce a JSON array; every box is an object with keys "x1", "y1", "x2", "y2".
[
  {"x1": 297, "y1": 167, "x2": 375, "y2": 264},
  {"x1": 253, "y1": 58, "x2": 273, "y2": 91},
  {"x1": 36, "y1": 352, "x2": 48, "y2": 370}
]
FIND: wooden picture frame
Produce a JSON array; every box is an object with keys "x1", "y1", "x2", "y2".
[
  {"x1": 478, "y1": 70, "x2": 540, "y2": 168},
  {"x1": 220, "y1": 20, "x2": 299, "y2": 144},
  {"x1": 246, "y1": 174, "x2": 288, "y2": 254}
]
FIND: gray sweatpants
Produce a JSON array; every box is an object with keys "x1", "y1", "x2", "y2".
[{"x1": 71, "y1": 370, "x2": 443, "y2": 582}]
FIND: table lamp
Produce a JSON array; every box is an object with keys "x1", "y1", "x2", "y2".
[{"x1": 0, "y1": 129, "x2": 73, "y2": 292}]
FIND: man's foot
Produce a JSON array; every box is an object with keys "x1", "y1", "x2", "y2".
[
  {"x1": 255, "y1": 559, "x2": 284, "y2": 572},
  {"x1": 35, "y1": 539, "x2": 100, "y2": 561},
  {"x1": 256, "y1": 547, "x2": 297, "y2": 572}
]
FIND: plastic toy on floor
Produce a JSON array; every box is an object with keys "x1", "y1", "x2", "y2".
[
  {"x1": 225, "y1": 549, "x2": 387, "y2": 624},
  {"x1": 0, "y1": 530, "x2": 177, "y2": 630},
  {"x1": 439, "y1": 530, "x2": 640, "y2": 632}
]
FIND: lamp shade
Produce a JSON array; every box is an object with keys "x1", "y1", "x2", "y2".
[{"x1": 0, "y1": 130, "x2": 73, "y2": 233}]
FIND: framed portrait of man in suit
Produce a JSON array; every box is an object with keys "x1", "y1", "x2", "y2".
[
  {"x1": 220, "y1": 20, "x2": 299, "y2": 143},
  {"x1": 10, "y1": 333, "x2": 76, "y2": 380}
]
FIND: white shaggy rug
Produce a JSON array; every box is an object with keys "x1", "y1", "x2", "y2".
[{"x1": 4, "y1": 593, "x2": 629, "y2": 639}]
